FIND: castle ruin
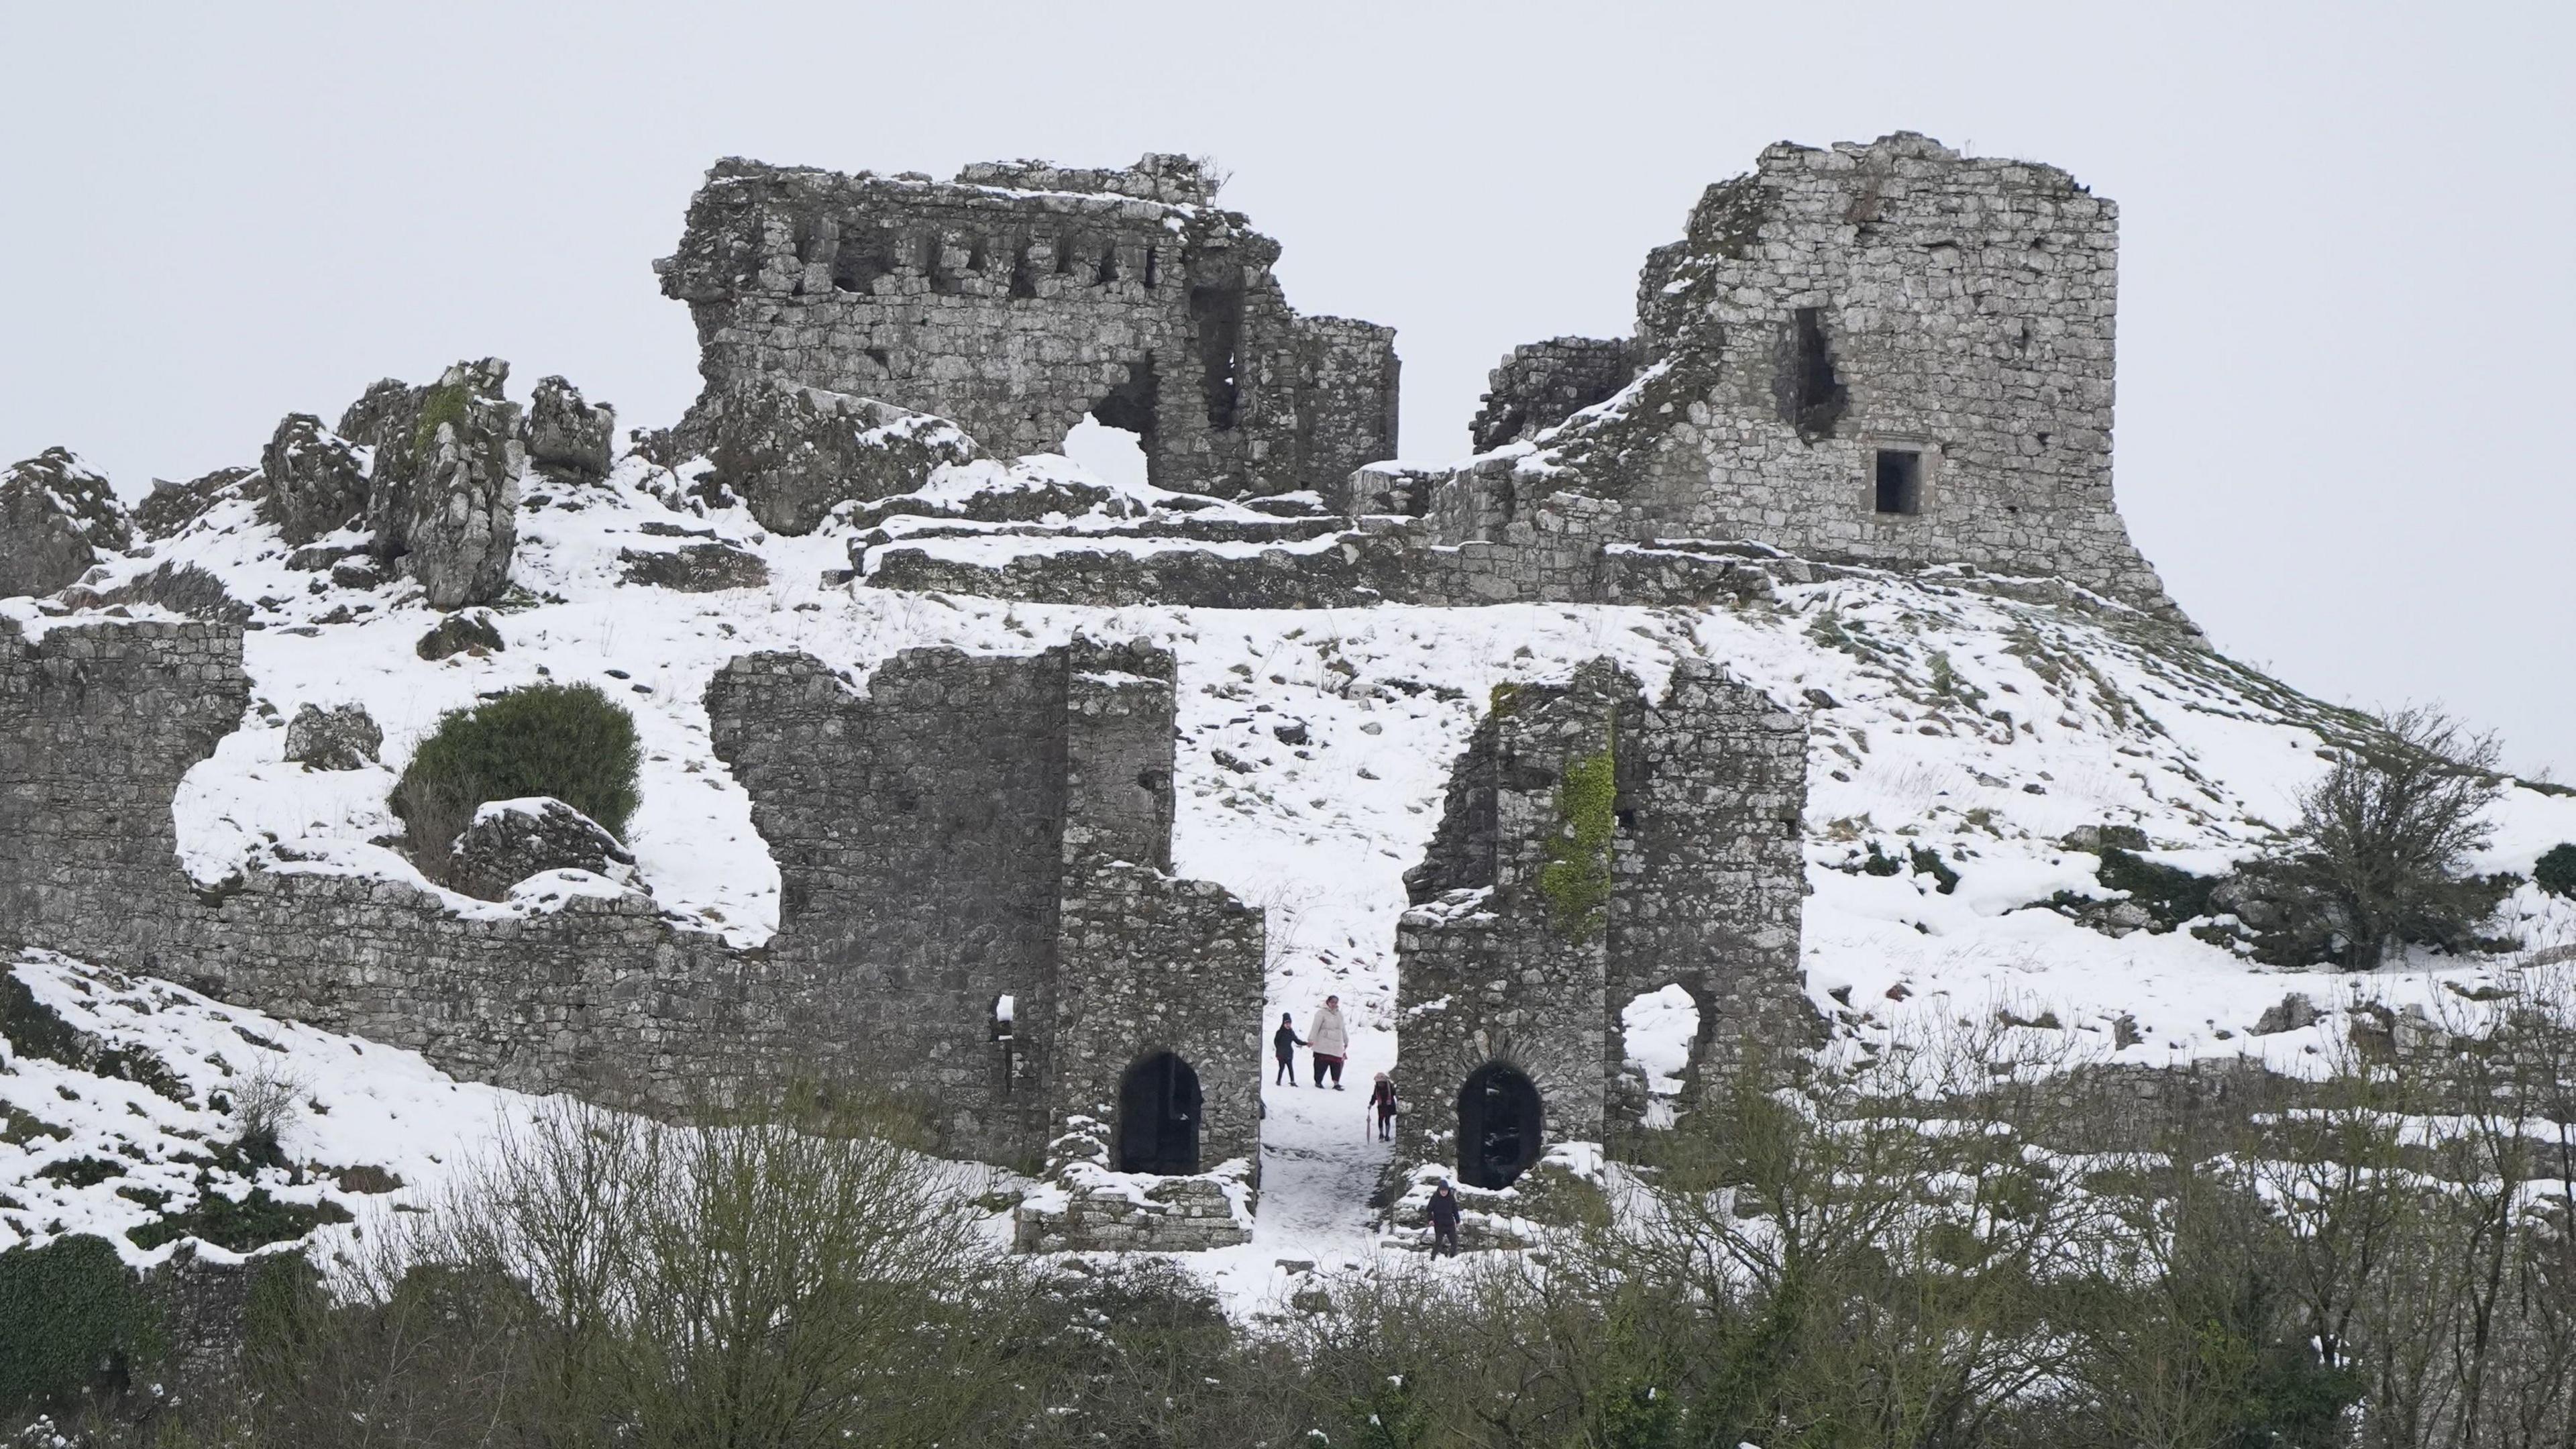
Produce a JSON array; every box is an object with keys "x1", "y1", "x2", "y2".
[{"x1": 0, "y1": 133, "x2": 2202, "y2": 1250}]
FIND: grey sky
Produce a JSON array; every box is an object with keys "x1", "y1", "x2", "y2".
[{"x1": 5, "y1": 1, "x2": 2569, "y2": 776}]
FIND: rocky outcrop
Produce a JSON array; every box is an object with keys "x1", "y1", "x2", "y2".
[
  {"x1": 523, "y1": 375, "x2": 615, "y2": 481},
  {"x1": 133, "y1": 466, "x2": 260, "y2": 541},
  {"x1": 339, "y1": 358, "x2": 513, "y2": 570},
  {"x1": 58, "y1": 561, "x2": 248, "y2": 624},
  {"x1": 704, "y1": 382, "x2": 980, "y2": 536},
  {"x1": 259, "y1": 415, "x2": 370, "y2": 545},
  {"x1": 405, "y1": 362, "x2": 523, "y2": 609},
  {"x1": 284, "y1": 702, "x2": 382, "y2": 771},
  {"x1": 447, "y1": 797, "x2": 641, "y2": 901},
  {"x1": 1, "y1": 449, "x2": 130, "y2": 598}
]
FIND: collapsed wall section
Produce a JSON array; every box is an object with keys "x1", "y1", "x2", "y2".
[
  {"x1": 658, "y1": 154, "x2": 1397, "y2": 500},
  {"x1": 1392, "y1": 658, "x2": 1811, "y2": 1195},
  {"x1": 3, "y1": 617, "x2": 1264, "y2": 1197}
]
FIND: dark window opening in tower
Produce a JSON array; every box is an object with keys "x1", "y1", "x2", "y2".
[
  {"x1": 1874, "y1": 449, "x2": 1923, "y2": 515},
  {"x1": 1114, "y1": 1051, "x2": 1202, "y2": 1176},
  {"x1": 1779, "y1": 306, "x2": 1849, "y2": 440},
  {"x1": 1456, "y1": 1063, "x2": 1544, "y2": 1189},
  {"x1": 1190, "y1": 283, "x2": 1246, "y2": 431}
]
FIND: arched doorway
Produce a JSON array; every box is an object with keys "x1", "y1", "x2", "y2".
[
  {"x1": 1114, "y1": 1051, "x2": 1203, "y2": 1175},
  {"x1": 1456, "y1": 1063, "x2": 1543, "y2": 1189}
]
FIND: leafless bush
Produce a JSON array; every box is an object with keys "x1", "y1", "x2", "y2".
[{"x1": 2253, "y1": 705, "x2": 2512, "y2": 969}]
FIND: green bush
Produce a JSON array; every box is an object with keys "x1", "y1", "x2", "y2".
[
  {"x1": 2536, "y1": 843, "x2": 2576, "y2": 900},
  {"x1": 390, "y1": 682, "x2": 641, "y2": 869},
  {"x1": 0, "y1": 1235, "x2": 155, "y2": 1416}
]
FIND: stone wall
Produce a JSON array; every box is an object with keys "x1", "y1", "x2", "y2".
[
  {"x1": 862, "y1": 504, "x2": 1779, "y2": 614},
  {"x1": 1391, "y1": 658, "x2": 1811, "y2": 1187},
  {"x1": 658, "y1": 154, "x2": 1397, "y2": 499},
  {"x1": 0, "y1": 616, "x2": 1263, "y2": 1193},
  {"x1": 1425, "y1": 133, "x2": 2182, "y2": 623},
  {"x1": 1467, "y1": 336, "x2": 1642, "y2": 453}
]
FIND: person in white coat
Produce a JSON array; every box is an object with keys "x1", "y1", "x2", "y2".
[{"x1": 1307, "y1": 995, "x2": 1350, "y2": 1089}]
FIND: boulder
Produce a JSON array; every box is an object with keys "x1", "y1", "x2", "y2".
[
  {"x1": 406, "y1": 362, "x2": 524, "y2": 609},
  {"x1": 259, "y1": 414, "x2": 369, "y2": 545},
  {"x1": 448, "y1": 796, "x2": 641, "y2": 902},
  {"x1": 415, "y1": 610, "x2": 504, "y2": 661},
  {"x1": 617, "y1": 542, "x2": 769, "y2": 592},
  {"x1": 284, "y1": 703, "x2": 383, "y2": 771},
  {"x1": 0, "y1": 449, "x2": 131, "y2": 598},
  {"x1": 706, "y1": 382, "x2": 980, "y2": 536},
  {"x1": 523, "y1": 376, "x2": 615, "y2": 481},
  {"x1": 2251, "y1": 993, "x2": 2319, "y2": 1036}
]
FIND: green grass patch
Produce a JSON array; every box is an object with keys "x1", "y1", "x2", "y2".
[{"x1": 1538, "y1": 733, "x2": 1618, "y2": 942}]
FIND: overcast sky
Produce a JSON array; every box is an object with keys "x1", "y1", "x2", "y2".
[{"x1": 5, "y1": 1, "x2": 2569, "y2": 776}]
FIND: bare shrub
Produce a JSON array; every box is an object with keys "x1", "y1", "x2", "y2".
[
  {"x1": 227, "y1": 1057, "x2": 303, "y2": 1166},
  {"x1": 2253, "y1": 705, "x2": 2513, "y2": 969},
  {"x1": 246, "y1": 1086, "x2": 1009, "y2": 1448}
]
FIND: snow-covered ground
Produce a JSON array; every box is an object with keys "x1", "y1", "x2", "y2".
[{"x1": 10, "y1": 425, "x2": 2576, "y2": 1307}]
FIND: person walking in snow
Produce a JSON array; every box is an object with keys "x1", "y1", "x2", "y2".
[
  {"x1": 1307, "y1": 995, "x2": 1349, "y2": 1089},
  {"x1": 1368, "y1": 1071, "x2": 1398, "y2": 1140},
  {"x1": 1426, "y1": 1180, "x2": 1462, "y2": 1257},
  {"x1": 1273, "y1": 1012, "x2": 1307, "y2": 1085}
]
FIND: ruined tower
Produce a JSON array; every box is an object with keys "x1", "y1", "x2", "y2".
[
  {"x1": 657, "y1": 154, "x2": 1399, "y2": 500},
  {"x1": 1442, "y1": 133, "x2": 2180, "y2": 621}
]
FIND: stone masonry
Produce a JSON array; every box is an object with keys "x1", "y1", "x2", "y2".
[
  {"x1": 1392, "y1": 658, "x2": 1809, "y2": 1192},
  {"x1": 0, "y1": 615, "x2": 1263, "y2": 1244},
  {"x1": 657, "y1": 154, "x2": 1397, "y2": 500}
]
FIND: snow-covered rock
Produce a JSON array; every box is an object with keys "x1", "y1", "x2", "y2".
[
  {"x1": 0, "y1": 448, "x2": 129, "y2": 597},
  {"x1": 282, "y1": 702, "x2": 382, "y2": 771},
  {"x1": 449, "y1": 796, "x2": 643, "y2": 902}
]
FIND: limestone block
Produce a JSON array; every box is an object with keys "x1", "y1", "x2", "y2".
[{"x1": 284, "y1": 702, "x2": 382, "y2": 771}]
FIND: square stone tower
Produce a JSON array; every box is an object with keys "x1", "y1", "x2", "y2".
[{"x1": 1442, "y1": 133, "x2": 2181, "y2": 622}]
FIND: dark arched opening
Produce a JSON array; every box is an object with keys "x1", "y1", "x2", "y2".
[
  {"x1": 1114, "y1": 1051, "x2": 1202, "y2": 1176},
  {"x1": 1456, "y1": 1063, "x2": 1544, "y2": 1189}
]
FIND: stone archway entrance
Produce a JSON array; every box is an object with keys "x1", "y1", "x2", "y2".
[
  {"x1": 1114, "y1": 1050, "x2": 1203, "y2": 1175},
  {"x1": 1456, "y1": 1063, "x2": 1543, "y2": 1189}
]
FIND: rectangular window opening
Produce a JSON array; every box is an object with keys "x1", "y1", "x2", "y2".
[{"x1": 1874, "y1": 449, "x2": 1923, "y2": 515}]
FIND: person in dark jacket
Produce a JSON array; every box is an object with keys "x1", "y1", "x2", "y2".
[
  {"x1": 1426, "y1": 1181, "x2": 1462, "y2": 1257},
  {"x1": 1368, "y1": 1072, "x2": 1398, "y2": 1141},
  {"x1": 1272, "y1": 1012, "x2": 1307, "y2": 1085}
]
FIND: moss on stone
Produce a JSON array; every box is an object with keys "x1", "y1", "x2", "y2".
[
  {"x1": 1538, "y1": 728, "x2": 1618, "y2": 941},
  {"x1": 411, "y1": 379, "x2": 471, "y2": 457}
]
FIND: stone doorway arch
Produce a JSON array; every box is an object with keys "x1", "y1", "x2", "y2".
[
  {"x1": 1457, "y1": 1062, "x2": 1544, "y2": 1189},
  {"x1": 1114, "y1": 1049, "x2": 1203, "y2": 1175}
]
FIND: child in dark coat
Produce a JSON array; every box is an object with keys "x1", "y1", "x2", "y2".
[
  {"x1": 1272, "y1": 1012, "x2": 1306, "y2": 1085},
  {"x1": 1426, "y1": 1181, "x2": 1462, "y2": 1257}
]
